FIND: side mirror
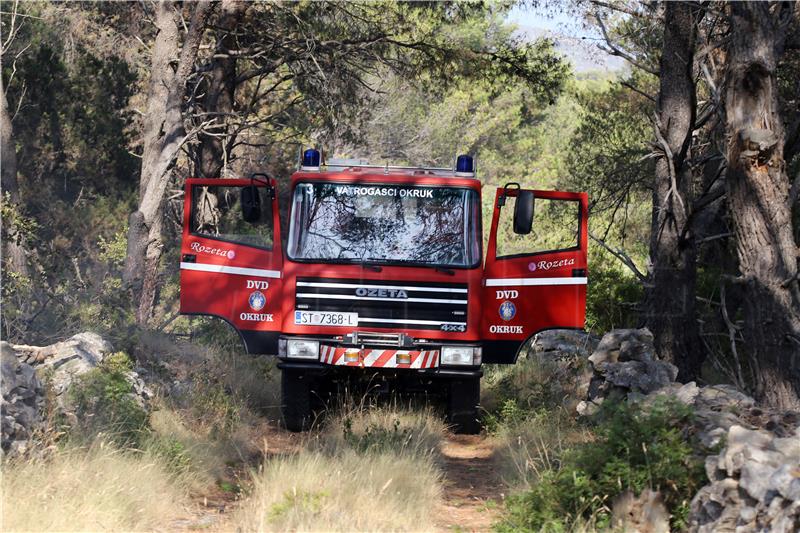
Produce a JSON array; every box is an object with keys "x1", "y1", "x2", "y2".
[
  {"x1": 513, "y1": 190, "x2": 535, "y2": 235},
  {"x1": 241, "y1": 185, "x2": 262, "y2": 223}
]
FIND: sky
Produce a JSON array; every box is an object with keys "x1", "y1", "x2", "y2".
[
  {"x1": 505, "y1": 4, "x2": 626, "y2": 73},
  {"x1": 506, "y1": 4, "x2": 582, "y2": 34}
]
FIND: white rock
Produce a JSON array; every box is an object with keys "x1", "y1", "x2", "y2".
[
  {"x1": 740, "y1": 461, "x2": 779, "y2": 501},
  {"x1": 769, "y1": 464, "x2": 800, "y2": 501}
]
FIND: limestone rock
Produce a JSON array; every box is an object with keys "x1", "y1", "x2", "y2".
[
  {"x1": 589, "y1": 328, "x2": 653, "y2": 367},
  {"x1": 688, "y1": 422, "x2": 800, "y2": 533},
  {"x1": 619, "y1": 338, "x2": 656, "y2": 362},
  {"x1": 651, "y1": 381, "x2": 700, "y2": 405},
  {"x1": 740, "y1": 461, "x2": 779, "y2": 501},
  {"x1": 531, "y1": 329, "x2": 599, "y2": 359},
  {"x1": 611, "y1": 489, "x2": 670, "y2": 533},
  {"x1": 1, "y1": 342, "x2": 45, "y2": 456},
  {"x1": 696, "y1": 385, "x2": 755, "y2": 411},
  {"x1": 20, "y1": 332, "x2": 113, "y2": 395},
  {"x1": 599, "y1": 360, "x2": 678, "y2": 394},
  {"x1": 769, "y1": 465, "x2": 800, "y2": 501},
  {"x1": 2, "y1": 333, "x2": 152, "y2": 456}
]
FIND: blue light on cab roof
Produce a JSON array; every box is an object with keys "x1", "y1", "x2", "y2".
[
  {"x1": 455, "y1": 154, "x2": 474, "y2": 176},
  {"x1": 301, "y1": 148, "x2": 321, "y2": 170}
]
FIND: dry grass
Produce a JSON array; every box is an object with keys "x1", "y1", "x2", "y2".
[
  {"x1": 318, "y1": 402, "x2": 447, "y2": 459},
  {"x1": 233, "y1": 450, "x2": 442, "y2": 532},
  {"x1": 233, "y1": 404, "x2": 445, "y2": 532},
  {"x1": 492, "y1": 408, "x2": 593, "y2": 489},
  {"x1": 1, "y1": 441, "x2": 194, "y2": 532},
  {"x1": 145, "y1": 407, "x2": 229, "y2": 489}
]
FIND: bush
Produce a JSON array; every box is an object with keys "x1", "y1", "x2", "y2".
[
  {"x1": 68, "y1": 352, "x2": 149, "y2": 448},
  {"x1": 482, "y1": 352, "x2": 590, "y2": 432},
  {"x1": 585, "y1": 248, "x2": 642, "y2": 333},
  {"x1": 498, "y1": 398, "x2": 705, "y2": 532}
]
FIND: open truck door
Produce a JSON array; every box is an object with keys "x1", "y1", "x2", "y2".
[
  {"x1": 481, "y1": 185, "x2": 588, "y2": 363},
  {"x1": 180, "y1": 177, "x2": 283, "y2": 354}
]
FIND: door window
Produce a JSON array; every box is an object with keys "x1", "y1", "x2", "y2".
[
  {"x1": 495, "y1": 196, "x2": 580, "y2": 258},
  {"x1": 190, "y1": 185, "x2": 273, "y2": 249}
]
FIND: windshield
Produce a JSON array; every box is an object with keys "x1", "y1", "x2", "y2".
[{"x1": 288, "y1": 182, "x2": 481, "y2": 268}]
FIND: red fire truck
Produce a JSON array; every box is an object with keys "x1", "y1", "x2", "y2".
[{"x1": 180, "y1": 150, "x2": 587, "y2": 433}]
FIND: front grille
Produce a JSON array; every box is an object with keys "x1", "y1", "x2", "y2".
[{"x1": 295, "y1": 277, "x2": 467, "y2": 331}]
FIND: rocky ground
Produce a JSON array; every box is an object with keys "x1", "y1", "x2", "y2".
[{"x1": 3, "y1": 329, "x2": 800, "y2": 532}]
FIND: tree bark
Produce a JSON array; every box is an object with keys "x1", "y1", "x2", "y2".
[
  {"x1": 724, "y1": 1, "x2": 800, "y2": 409},
  {"x1": 123, "y1": 1, "x2": 212, "y2": 327},
  {"x1": 197, "y1": 0, "x2": 245, "y2": 178},
  {"x1": 642, "y1": 1, "x2": 705, "y2": 381},
  {"x1": 1, "y1": 66, "x2": 30, "y2": 279}
]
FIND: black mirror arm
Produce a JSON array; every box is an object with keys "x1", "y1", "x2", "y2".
[
  {"x1": 250, "y1": 173, "x2": 275, "y2": 198},
  {"x1": 499, "y1": 182, "x2": 521, "y2": 207}
]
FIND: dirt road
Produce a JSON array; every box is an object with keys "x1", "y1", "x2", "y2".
[
  {"x1": 437, "y1": 434, "x2": 504, "y2": 532},
  {"x1": 171, "y1": 422, "x2": 504, "y2": 532}
]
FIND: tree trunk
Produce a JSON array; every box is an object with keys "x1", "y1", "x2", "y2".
[
  {"x1": 123, "y1": 1, "x2": 212, "y2": 327},
  {"x1": 642, "y1": 1, "x2": 705, "y2": 382},
  {"x1": 0, "y1": 67, "x2": 30, "y2": 279},
  {"x1": 197, "y1": 0, "x2": 245, "y2": 178},
  {"x1": 724, "y1": 2, "x2": 800, "y2": 409}
]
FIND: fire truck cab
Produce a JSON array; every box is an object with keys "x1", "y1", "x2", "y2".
[{"x1": 180, "y1": 150, "x2": 587, "y2": 433}]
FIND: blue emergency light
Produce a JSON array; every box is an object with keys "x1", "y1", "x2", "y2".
[
  {"x1": 301, "y1": 148, "x2": 321, "y2": 170},
  {"x1": 455, "y1": 154, "x2": 475, "y2": 177}
]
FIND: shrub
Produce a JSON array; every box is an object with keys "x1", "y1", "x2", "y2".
[
  {"x1": 68, "y1": 351, "x2": 149, "y2": 448},
  {"x1": 498, "y1": 398, "x2": 705, "y2": 532},
  {"x1": 482, "y1": 353, "x2": 590, "y2": 430},
  {"x1": 585, "y1": 248, "x2": 642, "y2": 334}
]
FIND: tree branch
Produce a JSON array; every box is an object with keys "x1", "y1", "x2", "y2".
[
  {"x1": 589, "y1": 231, "x2": 647, "y2": 282},
  {"x1": 594, "y1": 13, "x2": 659, "y2": 76}
]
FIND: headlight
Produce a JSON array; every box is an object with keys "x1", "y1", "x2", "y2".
[
  {"x1": 286, "y1": 339, "x2": 319, "y2": 359},
  {"x1": 441, "y1": 346, "x2": 481, "y2": 366}
]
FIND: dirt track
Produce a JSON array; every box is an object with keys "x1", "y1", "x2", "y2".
[
  {"x1": 437, "y1": 434, "x2": 504, "y2": 532},
  {"x1": 170, "y1": 422, "x2": 503, "y2": 532}
]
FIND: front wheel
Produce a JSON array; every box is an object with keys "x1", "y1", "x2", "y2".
[
  {"x1": 281, "y1": 369, "x2": 313, "y2": 432},
  {"x1": 447, "y1": 377, "x2": 481, "y2": 434}
]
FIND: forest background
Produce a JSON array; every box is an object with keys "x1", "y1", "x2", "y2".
[
  {"x1": 3, "y1": 2, "x2": 800, "y2": 531},
  {"x1": 1, "y1": 0, "x2": 799, "y2": 407}
]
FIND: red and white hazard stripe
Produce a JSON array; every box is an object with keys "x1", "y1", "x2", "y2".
[{"x1": 319, "y1": 345, "x2": 439, "y2": 369}]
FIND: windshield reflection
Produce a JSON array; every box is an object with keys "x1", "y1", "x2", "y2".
[{"x1": 288, "y1": 183, "x2": 480, "y2": 268}]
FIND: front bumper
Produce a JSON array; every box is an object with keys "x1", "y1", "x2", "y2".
[
  {"x1": 276, "y1": 360, "x2": 482, "y2": 379},
  {"x1": 319, "y1": 345, "x2": 440, "y2": 369}
]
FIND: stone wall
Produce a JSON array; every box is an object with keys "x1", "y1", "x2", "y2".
[
  {"x1": 1, "y1": 332, "x2": 151, "y2": 457},
  {"x1": 573, "y1": 328, "x2": 800, "y2": 532}
]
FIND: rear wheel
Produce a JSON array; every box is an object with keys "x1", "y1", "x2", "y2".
[
  {"x1": 447, "y1": 377, "x2": 481, "y2": 434},
  {"x1": 281, "y1": 369, "x2": 313, "y2": 432}
]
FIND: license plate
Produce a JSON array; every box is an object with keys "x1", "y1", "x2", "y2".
[{"x1": 294, "y1": 311, "x2": 358, "y2": 327}]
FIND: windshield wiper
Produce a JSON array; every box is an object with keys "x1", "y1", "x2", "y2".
[
  {"x1": 435, "y1": 266, "x2": 455, "y2": 276},
  {"x1": 359, "y1": 259, "x2": 382, "y2": 272}
]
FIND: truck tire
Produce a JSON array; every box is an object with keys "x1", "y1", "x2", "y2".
[
  {"x1": 447, "y1": 377, "x2": 481, "y2": 435},
  {"x1": 281, "y1": 369, "x2": 313, "y2": 432}
]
